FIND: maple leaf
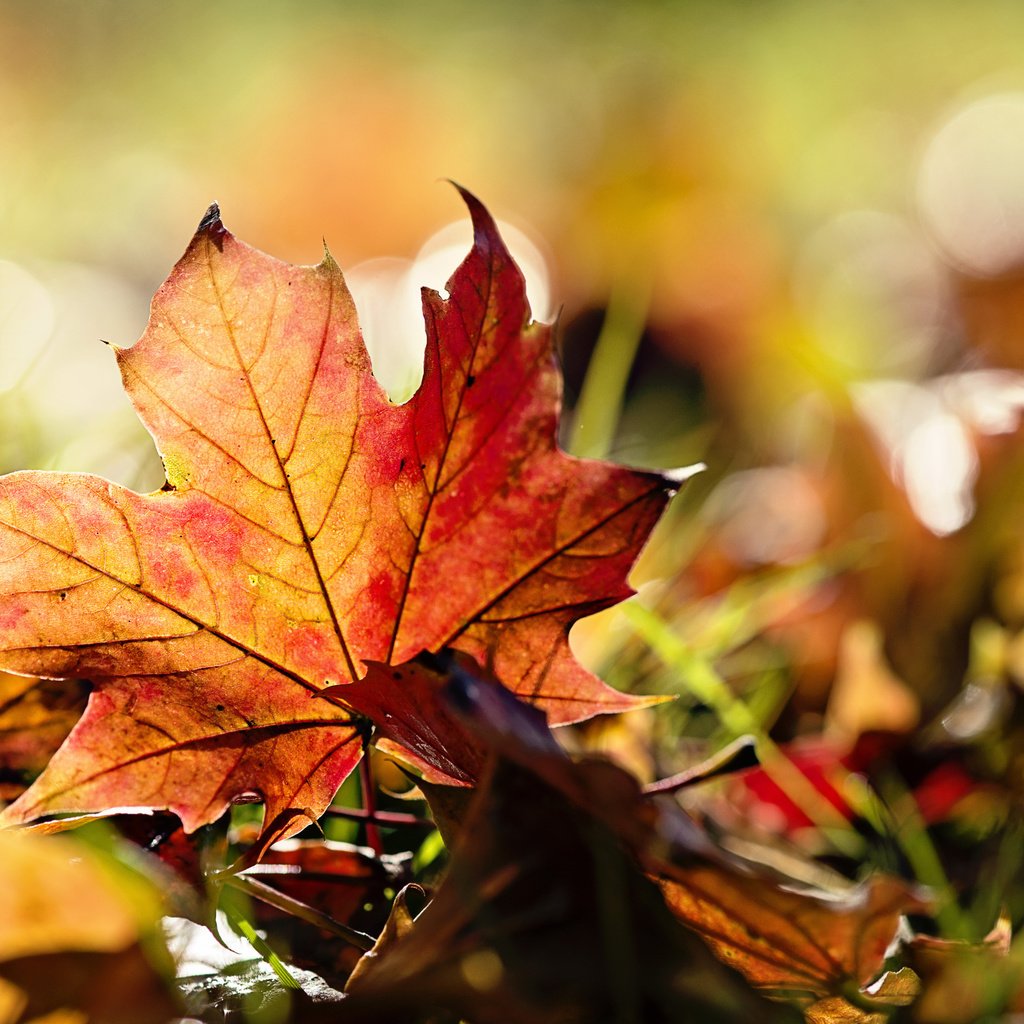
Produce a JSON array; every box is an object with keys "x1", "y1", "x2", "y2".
[
  {"x1": 654, "y1": 865, "x2": 930, "y2": 1012},
  {"x1": 0, "y1": 189, "x2": 674, "y2": 835}
]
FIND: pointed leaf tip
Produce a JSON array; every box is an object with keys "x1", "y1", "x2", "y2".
[
  {"x1": 663, "y1": 462, "x2": 706, "y2": 489},
  {"x1": 197, "y1": 202, "x2": 222, "y2": 233},
  {"x1": 196, "y1": 202, "x2": 227, "y2": 251},
  {"x1": 320, "y1": 239, "x2": 339, "y2": 270},
  {"x1": 449, "y1": 182, "x2": 505, "y2": 255}
]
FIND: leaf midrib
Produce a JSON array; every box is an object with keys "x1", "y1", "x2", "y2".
[
  {"x1": 385, "y1": 258, "x2": 497, "y2": 663},
  {"x1": 203, "y1": 240, "x2": 360, "y2": 682}
]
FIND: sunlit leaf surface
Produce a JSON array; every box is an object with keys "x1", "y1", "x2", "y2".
[{"x1": 0, "y1": 191, "x2": 672, "y2": 836}]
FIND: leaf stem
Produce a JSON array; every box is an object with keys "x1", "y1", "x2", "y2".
[
  {"x1": 324, "y1": 805, "x2": 435, "y2": 829},
  {"x1": 226, "y1": 872, "x2": 375, "y2": 952},
  {"x1": 359, "y1": 754, "x2": 383, "y2": 856}
]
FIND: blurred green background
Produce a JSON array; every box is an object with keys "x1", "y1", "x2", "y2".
[
  {"x1": 5, "y1": 0, "x2": 1024, "y2": 480},
  {"x1": 7, "y1": 0, "x2": 1024, "y2": 927}
]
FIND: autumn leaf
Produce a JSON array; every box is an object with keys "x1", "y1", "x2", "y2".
[
  {"x1": 0, "y1": 829, "x2": 178, "y2": 1023},
  {"x1": 903, "y1": 917, "x2": 1018, "y2": 1024},
  {"x1": 342, "y1": 756, "x2": 795, "y2": 1024},
  {"x1": 0, "y1": 188, "x2": 674, "y2": 836},
  {"x1": 242, "y1": 838, "x2": 412, "y2": 982},
  {"x1": 246, "y1": 838, "x2": 405, "y2": 932},
  {"x1": 410, "y1": 666, "x2": 930, "y2": 1024},
  {"x1": 332, "y1": 652, "x2": 494, "y2": 785},
  {"x1": 654, "y1": 865, "x2": 930, "y2": 1014},
  {"x1": 803, "y1": 967, "x2": 920, "y2": 1024}
]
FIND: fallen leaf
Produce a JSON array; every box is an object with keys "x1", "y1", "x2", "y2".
[
  {"x1": 2, "y1": 947, "x2": 177, "y2": 1024},
  {"x1": 825, "y1": 619, "x2": 919, "y2": 742},
  {"x1": 905, "y1": 916, "x2": 1017, "y2": 1024},
  {"x1": 803, "y1": 965, "x2": 920, "y2": 1024},
  {"x1": 655, "y1": 865, "x2": 929, "y2": 1009},
  {"x1": 412, "y1": 667, "x2": 929, "y2": 1023},
  {"x1": 343, "y1": 883, "x2": 422, "y2": 994},
  {"x1": 247, "y1": 838, "x2": 406, "y2": 930},
  {"x1": 0, "y1": 830, "x2": 178, "y2": 1023},
  {"x1": 0, "y1": 832, "x2": 144, "y2": 961},
  {"x1": 342, "y1": 756, "x2": 795, "y2": 1024},
  {"x1": 242, "y1": 838, "x2": 411, "y2": 981},
  {"x1": 0, "y1": 189, "x2": 673, "y2": 836},
  {"x1": 332, "y1": 653, "x2": 493, "y2": 785}
]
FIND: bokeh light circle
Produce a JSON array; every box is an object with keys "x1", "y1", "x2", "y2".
[{"x1": 918, "y1": 91, "x2": 1024, "y2": 277}]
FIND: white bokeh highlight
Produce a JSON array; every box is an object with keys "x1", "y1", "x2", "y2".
[
  {"x1": 918, "y1": 92, "x2": 1024, "y2": 276},
  {"x1": 347, "y1": 219, "x2": 551, "y2": 404}
]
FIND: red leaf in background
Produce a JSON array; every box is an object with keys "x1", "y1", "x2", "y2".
[{"x1": 732, "y1": 733, "x2": 982, "y2": 834}]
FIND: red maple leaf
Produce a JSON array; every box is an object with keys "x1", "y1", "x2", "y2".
[{"x1": 0, "y1": 189, "x2": 675, "y2": 838}]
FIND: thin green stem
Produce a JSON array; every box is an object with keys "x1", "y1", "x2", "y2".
[
  {"x1": 568, "y1": 278, "x2": 649, "y2": 459},
  {"x1": 324, "y1": 805, "x2": 434, "y2": 829},
  {"x1": 876, "y1": 772, "x2": 968, "y2": 940},
  {"x1": 625, "y1": 602, "x2": 862, "y2": 854},
  {"x1": 221, "y1": 897, "x2": 301, "y2": 989}
]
